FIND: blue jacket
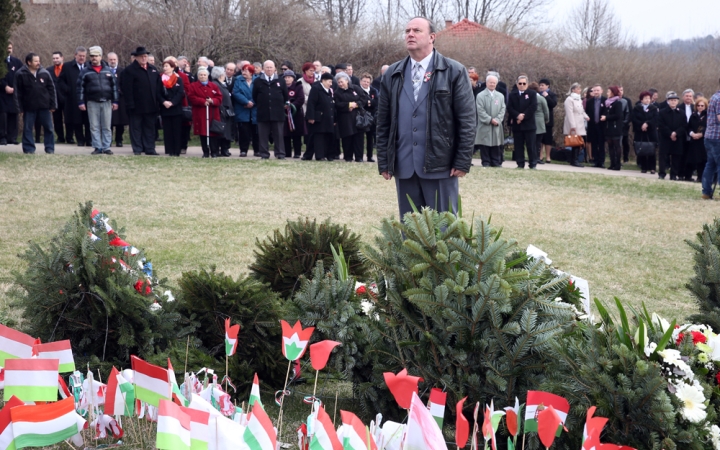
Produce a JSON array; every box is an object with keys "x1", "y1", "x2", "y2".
[{"x1": 232, "y1": 75, "x2": 257, "y2": 123}]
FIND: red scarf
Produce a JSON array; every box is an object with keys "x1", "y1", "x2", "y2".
[
  {"x1": 303, "y1": 73, "x2": 315, "y2": 85},
  {"x1": 162, "y1": 73, "x2": 178, "y2": 89}
]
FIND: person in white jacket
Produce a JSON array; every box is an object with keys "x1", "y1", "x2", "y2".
[{"x1": 564, "y1": 83, "x2": 590, "y2": 167}]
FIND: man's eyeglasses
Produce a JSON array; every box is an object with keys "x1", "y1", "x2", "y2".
[{"x1": 517, "y1": 82, "x2": 527, "y2": 85}]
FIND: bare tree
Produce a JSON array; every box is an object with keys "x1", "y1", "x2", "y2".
[
  {"x1": 301, "y1": 0, "x2": 367, "y2": 31},
  {"x1": 450, "y1": 0, "x2": 551, "y2": 36},
  {"x1": 410, "y1": 0, "x2": 446, "y2": 24},
  {"x1": 567, "y1": 0, "x2": 624, "y2": 49}
]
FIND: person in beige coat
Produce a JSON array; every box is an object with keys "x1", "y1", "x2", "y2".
[
  {"x1": 474, "y1": 75, "x2": 506, "y2": 167},
  {"x1": 564, "y1": 82, "x2": 590, "y2": 167}
]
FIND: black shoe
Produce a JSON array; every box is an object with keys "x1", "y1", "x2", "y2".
[
  {"x1": 0, "y1": 139, "x2": 6, "y2": 145},
  {"x1": 91, "y1": 149, "x2": 103, "y2": 155},
  {"x1": 66, "y1": 139, "x2": 75, "y2": 145},
  {"x1": 293, "y1": 155, "x2": 301, "y2": 159},
  {"x1": 77, "y1": 141, "x2": 85, "y2": 147},
  {"x1": 116, "y1": 142, "x2": 123, "y2": 148},
  {"x1": 240, "y1": 152, "x2": 247, "y2": 157},
  {"x1": 537, "y1": 160, "x2": 545, "y2": 164},
  {"x1": 45, "y1": 150, "x2": 54, "y2": 154},
  {"x1": 56, "y1": 139, "x2": 65, "y2": 144},
  {"x1": 261, "y1": 156, "x2": 269, "y2": 159},
  {"x1": 367, "y1": 158, "x2": 375, "y2": 162},
  {"x1": 276, "y1": 155, "x2": 285, "y2": 159},
  {"x1": 145, "y1": 151, "x2": 159, "y2": 156},
  {"x1": 221, "y1": 152, "x2": 231, "y2": 157},
  {"x1": 103, "y1": 149, "x2": 113, "y2": 155}
]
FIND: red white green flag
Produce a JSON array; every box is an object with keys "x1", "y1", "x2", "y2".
[
  {"x1": 0, "y1": 325, "x2": 35, "y2": 367},
  {"x1": 0, "y1": 396, "x2": 23, "y2": 450},
  {"x1": 178, "y1": 405, "x2": 210, "y2": 450},
  {"x1": 156, "y1": 399, "x2": 191, "y2": 450},
  {"x1": 4, "y1": 358, "x2": 59, "y2": 402},
  {"x1": 10, "y1": 397, "x2": 86, "y2": 449},
  {"x1": 404, "y1": 392, "x2": 446, "y2": 450},
  {"x1": 32, "y1": 340, "x2": 75, "y2": 373},
  {"x1": 131, "y1": 355, "x2": 171, "y2": 407},
  {"x1": 249, "y1": 373, "x2": 262, "y2": 408},
  {"x1": 427, "y1": 388, "x2": 446, "y2": 428},
  {"x1": 243, "y1": 401, "x2": 276, "y2": 450},
  {"x1": 104, "y1": 366, "x2": 135, "y2": 416},
  {"x1": 523, "y1": 391, "x2": 569, "y2": 435},
  {"x1": 225, "y1": 318, "x2": 240, "y2": 357},
  {"x1": 309, "y1": 405, "x2": 342, "y2": 450},
  {"x1": 280, "y1": 320, "x2": 315, "y2": 361},
  {"x1": 340, "y1": 410, "x2": 378, "y2": 450}
]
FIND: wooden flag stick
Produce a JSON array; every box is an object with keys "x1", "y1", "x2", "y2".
[
  {"x1": 225, "y1": 355, "x2": 229, "y2": 392},
  {"x1": 276, "y1": 360, "x2": 293, "y2": 438},
  {"x1": 97, "y1": 369, "x2": 102, "y2": 384},
  {"x1": 184, "y1": 335, "x2": 190, "y2": 374},
  {"x1": 332, "y1": 389, "x2": 339, "y2": 426},
  {"x1": 310, "y1": 369, "x2": 320, "y2": 414},
  {"x1": 521, "y1": 433, "x2": 526, "y2": 450}
]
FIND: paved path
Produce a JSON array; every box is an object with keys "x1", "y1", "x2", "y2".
[{"x1": 0, "y1": 141, "x2": 670, "y2": 181}]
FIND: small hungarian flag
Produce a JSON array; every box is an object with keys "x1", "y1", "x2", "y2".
[
  {"x1": 105, "y1": 366, "x2": 135, "y2": 416},
  {"x1": 32, "y1": 340, "x2": 75, "y2": 373},
  {"x1": 4, "y1": 358, "x2": 59, "y2": 402},
  {"x1": 482, "y1": 401, "x2": 504, "y2": 450},
  {"x1": 243, "y1": 401, "x2": 276, "y2": 450},
  {"x1": 156, "y1": 399, "x2": 191, "y2": 450},
  {"x1": 0, "y1": 325, "x2": 35, "y2": 366},
  {"x1": 178, "y1": 405, "x2": 210, "y2": 450},
  {"x1": 168, "y1": 358, "x2": 188, "y2": 407},
  {"x1": 309, "y1": 340, "x2": 341, "y2": 371},
  {"x1": 131, "y1": 355, "x2": 171, "y2": 407},
  {"x1": 280, "y1": 320, "x2": 314, "y2": 361},
  {"x1": 524, "y1": 391, "x2": 569, "y2": 435},
  {"x1": 309, "y1": 405, "x2": 342, "y2": 450},
  {"x1": 455, "y1": 397, "x2": 469, "y2": 448},
  {"x1": 383, "y1": 368, "x2": 423, "y2": 409},
  {"x1": 427, "y1": 388, "x2": 446, "y2": 428},
  {"x1": 504, "y1": 397, "x2": 522, "y2": 438},
  {"x1": 404, "y1": 392, "x2": 447, "y2": 450},
  {"x1": 249, "y1": 373, "x2": 263, "y2": 408},
  {"x1": 339, "y1": 410, "x2": 378, "y2": 450},
  {"x1": 10, "y1": 397, "x2": 86, "y2": 448},
  {"x1": 0, "y1": 396, "x2": 23, "y2": 450},
  {"x1": 225, "y1": 318, "x2": 240, "y2": 357}
]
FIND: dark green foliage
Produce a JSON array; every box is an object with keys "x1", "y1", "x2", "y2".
[
  {"x1": 0, "y1": 0, "x2": 24, "y2": 79},
  {"x1": 175, "y1": 266, "x2": 286, "y2": 394},
  {"x1": 686, "y1": 218, "x2": 720, "y2": 331},
  {"x1": 543, "y1": 300, "x2": 716, "y2": 450},
  {"x1": 287, "y1": 260, "x2": 378, "y2": 381},
  {"x1": 12, "y1": 201, "x2": 187, "y2": 369},
  {"x1": 249, "y1": 218, "x2": 368, "y2": 299},
  {"x1": 356, "y1": 208, "x2": 577, "y2": 419}
]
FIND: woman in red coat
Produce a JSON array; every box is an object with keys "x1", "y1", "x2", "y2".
[{"x1": 186, "y1": 67, "x2": 223, "y2": 157}]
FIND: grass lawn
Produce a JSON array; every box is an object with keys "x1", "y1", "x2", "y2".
[{"x1": 0, "y1": 151, "x2": 716, "y2": 320}]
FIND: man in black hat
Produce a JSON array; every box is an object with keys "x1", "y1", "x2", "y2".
[{"x1": 120, "y1": 46, "x2": 160, "y2": 155}]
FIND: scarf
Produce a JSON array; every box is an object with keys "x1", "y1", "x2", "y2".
[
  {"x1": 162, "y1": 73, "x2": 178, "y2": 89},
  {"x1": 201, "y1": 81, "x2": 209, "y2": 86},
  {"x1": 570, "y1": 92, "x2": 580, "y2": 100},
  {"x1": 302, "y1": 73, "x2": 315, "y2": 85},
  {"x1": 604, "y1": 96, "x2": 620, "y2": 108}
]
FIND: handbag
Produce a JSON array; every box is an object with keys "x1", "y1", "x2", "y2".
[
  {"x1": 564, "y1": 134, "x2": 584, "y2": 147},
  {"x1": 182, "y1": 106, "x2": 192, "y2": 122},
  {"x1": 634, "y1": 138, "x2": 655, "y2": 157},
  {"x1": 210, "y1": 119, "x2": 226, "y2": 135},
  {"x1": 355, "y1": 107, "x2": 374, "y2": 131}
]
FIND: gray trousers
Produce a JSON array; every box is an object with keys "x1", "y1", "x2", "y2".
[
  {"x1": 395, "y1": 172, "x2": 458, "y2": 219},
  {"x1": 257, "y1": 120, "x2": 285, "y2": 158},
  {"x1": 87, "y1": 101, "x2": 113, "y2": 150}
]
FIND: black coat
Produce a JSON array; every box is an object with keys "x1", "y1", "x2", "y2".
[
  {"x1": 284, "y1": 80, "x2": 306, "y2": 137},
  {"x1": 214, "y1": 79, "x2": 235, "y2": 141},
  {"x1": 1, "y1": 56, "x2": 24, "y2": 113},
  {"x1": 305, "y1": 83, "x2": 335, "y2": 134},
  {"x1": 507, "y1": 89, "x2": 537, "y2": 131},
  {"x1": 121, "y1": 60, "x2": 160, "y2": 115},
  {"x1": 631, "y1": 103, "x2": 658, "y2": 142},
  {"x1": 157, "y1": 76, "x2": 185, "y2": 117},
  {"x1": 58, "y1": 60, "x2": 87, "y2": 124},
  {"x1": 14, "y1": 66, "x2": 56, "y2": 112},
  {"x1": 49, "y1": 64, "x2": 65, "y2": 106},
  {"x1": 358, "y1": 86, "x2": 378, "y2": 116},
  {"x1": 110, "y1": 66, "x2": 129, "y2": 126},
  {"x1": 686, "y1": 111, "x2": 707, "y2": 164},
  {"x1": 541, "y1": 90, "x2": 558, "y2": 128},
  {"x1": 658, "y1": 107, "x2": 686, "y2": 155},
  {"x1": 603, "y1": 99, "x2": 624, "y2": 138},
  {"x1": 584, "y1": 96, "x2": 607, "y2": 125},
  {"x1": 335, "y1": 85, "x2": 363, "y2": 138},
  {"x1": 252, "y1": 75, "x2": 289, "y2": 122}
]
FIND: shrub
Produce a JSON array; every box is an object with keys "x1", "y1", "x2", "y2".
[
  {"x1": 249, "y1": 218, "x2": 368, "y2": 299},
  {"x1": 355, "y1": 208, "x2": 579, "y2": 419},
  {"x1": 12, "y1": 201, "x2": 186, "y2": 369},
  {"x1": 175, "y1": 266, "x2": 286, "y2": 394},
  {"x1": 686, "y1": 218, "x2": 720, "y2": 332}
]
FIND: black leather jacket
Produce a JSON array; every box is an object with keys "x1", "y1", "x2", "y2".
[
  {"x1": 376, "y1": 50, "x2": 476, "y2": 176},
  {"x1": 77, "y1": 61, "x2": 118, "y2": 105}
]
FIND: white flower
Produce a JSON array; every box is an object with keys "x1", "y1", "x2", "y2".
[
  {"x1": 709, "y1": 424, "x2": 720, "y2": 450},
  {"x1": 644, "y1": 342, "x2": 657, "y2": 357},
  {"x1": 674, "y1": 383, "x2": 707, "y2": 423},
  {"x1": 707, "y1": 334, "x2": 720, "y2": 362},
  {"x1": 652, "y1": 313, "x2": 671, "y2": 333},
  {"x1": 658, "y1": 349, "x2": 682, "y2": 363}
]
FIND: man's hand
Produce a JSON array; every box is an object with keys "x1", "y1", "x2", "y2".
[
  {"x1": 450, "y1": 169, "x2": 466, "y2": 177},
  {"x1": 308, "y1": 119, "x2": 315, "y2": 124},
  {"x1": 381, "y1": 172, "x2": 392, "y2": 180},
  {"x1": 491, "y1": 118, "x2": 498, "y2": 126},
  {"x1": 5, "y1": 86, "x2": 13, "y2": 94},
  {"x1": 246, "y1": 101, "x2": 254, "y2": 108},
  {"x1": 163, "y1": 101, "x2": 172, "y2": 109},
  {"x1": 79, "y1": 104, "x2": 86, "y2": 111},
  {"x1": 517, "y1": 113, "x2": 525, "y2": 121},
  {"x1": 642, "y1": 123, "x2": 648, "y2": 132},
  {"x1": 671, "y1": 131, "x2": 677, "y2": 141},
  {"x1": 112, "y1": 104, "x2": 118, "y2": 111},
  {"x1": 600, "y1": 115, "x2": 606, "y2": 121}
]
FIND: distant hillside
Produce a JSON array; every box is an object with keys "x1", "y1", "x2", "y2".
[{"x1": 638, "y1": 35, "x2": 719, "y2": 53}]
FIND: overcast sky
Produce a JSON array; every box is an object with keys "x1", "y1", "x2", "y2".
[{"x1": 550, "y1": 0, "x2": 719, "y2": 43}]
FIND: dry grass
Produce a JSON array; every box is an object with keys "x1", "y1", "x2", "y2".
[{"x1": 0, "y1": 152, "x2": 715, "y2": 320}]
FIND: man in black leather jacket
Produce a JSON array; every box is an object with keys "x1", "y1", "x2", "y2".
[
  {"x1": 77, "y1": 46, "x2": 118, "y2": 155},
  {"x1": 376, "y1": 17, "x2": 476, "y2": 218}
]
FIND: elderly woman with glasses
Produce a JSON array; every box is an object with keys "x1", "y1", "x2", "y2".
[
  {"x1": 334, "y1": 72, "x2": 365, "y2": 162},
  {"x1": 685, "y1": 97, "x2": 708, "y2": 181}
]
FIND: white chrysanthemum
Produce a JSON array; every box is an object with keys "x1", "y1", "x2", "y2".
[
  {"x1": 709, "y1": 424, "x2": 720, "y2": 450},
  {"x1": 658, "y1": 349, "x2": 682, "y2": 363},
  {"x1": 675, "y1": 383, "x2": 707, "y2": 423},
  {"x1": 707, "y1": 334, "x2": 720, "y2": 362}
]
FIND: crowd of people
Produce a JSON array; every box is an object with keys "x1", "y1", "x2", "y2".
[{"x1": 1, "y1": 39, "x2": 718, "y2": 198}]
